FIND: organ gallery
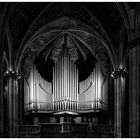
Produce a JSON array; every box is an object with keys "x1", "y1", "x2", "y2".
[{"x1": 0, "y1": 2, "x2": 140, "y2": 138}]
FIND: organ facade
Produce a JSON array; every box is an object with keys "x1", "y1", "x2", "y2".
[{"x1": 24, "y1": 34, "x2": 108, "y2": 117}]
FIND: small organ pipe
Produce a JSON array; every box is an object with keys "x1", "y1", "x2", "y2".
[
  {"x1": 68, "y1": 60, "x2": 70, "y2": 109},
  {"x1": 33, "y1": 66, "x2": 35, "y2": 104},
  {"x1": 96, "y1": 63, "x2": 99, "y2": 108},
  {"x1": 53, "y1": 67, "x2": 54, "y2": 109},
  {"x1": 72, "y1": 61, "x2": 74, "y2": 109},
  {"x1": 74, "y1": 64, "x2": 75, "y2": 102},
  {"x1": 75, "y1": 68, "x2": 77, "y2": 103},
  {"x1": 54, "y1": 62, "x2": 56, "y2": 101},
  {"x1": 64, "y1": 50, "x2": 66, "y2": 99},
  {"x1": 61, "y1": 54, "x2": 63, "y2": 101},
  {"x1": 58, "y1": 60, "x2": 59, "y2": 101},
  {"x1": 65, "y1": 49, "x2": 67, "y2": 99},
  {"x1": 62, "y1": 50, "x2": 64, "y2": 100},
  {"x1": 75, "y1": 64, "x2": 77, "y2": 102},
  {"x1": 69, "y1": 60, "x2": 71, "y2": 110},
  {"x1": 71, "y1": 61, "x2": 73, "y2": 101},
  {"x1": 96, "y1": 63, "x2": 97, "y2": 108},
  {"x1": 56, "y1": 62, "x2": 58, "y2": 102},
  {"x1": 57, "y1": 60, "x2": 59, "y2": 109},
  {"x1": 74, "y1": 64, "x2": 76, "y2": 109},
  {"x1": 35, "y1": 65, "x2": 37, "y2": 108},
  {"x1": 67, "y1": 50, "x2": 68, "y2": 102},
  {"x1": 77, "y1": 69, "x2": 78, "y2": 110},
  {"x1": 59, "y1": 58, "x2": 61, "y2": 109},
  {"x1": 61, "y1": 55, "x2": 62, "y2": 100},
  {"x1": 74, "y1": 62, "x2": 75, "y2": 101},
  {"x1": 56, "y1": 62, "x2": 57, "y2": 102},
  {"x1": 95, "y1": 63, "x2": 97, "y2": 109}
]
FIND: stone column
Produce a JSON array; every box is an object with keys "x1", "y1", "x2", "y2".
[
  {"x1": 4, "y1": 70, "x2": 20, "y2": 137},
  {"x1": 129, "y1": 40, "x2": 140, "y2": 137},
  {"x1": 0, "y1": 49, "x2": 4, "y2": 137},
  {"x1": 128, "y1": 3, "x2": 140, "y2": 137},
  {"x1": 111, "y1": 68, "x2": 128, "y2": 137},
  {"x1": 0, "y1": 3, "x2": 7, "y2": 137},
  {"x1": 18, "y1": 72, "x2": 23, "y2": 125}
]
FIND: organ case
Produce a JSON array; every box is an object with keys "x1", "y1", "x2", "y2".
[{"x1": 24, "y1": 39, "x2": 108, "y2": 113}]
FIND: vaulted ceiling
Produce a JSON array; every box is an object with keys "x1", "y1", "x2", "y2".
[{"x1": 2, "y1": 2, "x2": 135, "y2": 72}]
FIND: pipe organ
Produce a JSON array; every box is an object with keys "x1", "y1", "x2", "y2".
[
  {"x1": 24, "y1": 61, "x2": 108, "y2": 114},
  {"x1": 24, "y1": 36, "x2": 108, "y2": 114}
]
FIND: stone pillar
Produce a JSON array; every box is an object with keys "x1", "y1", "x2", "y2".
[
  {"x1": 128, "y1": 3, "x2": 140, "y2": 137},
  {"x1": 0, "y1": 3, "x2": 6, "y2": 137},
  {"x1": 0, "y1": 48, "x2": 4, "y2": 137},
  {"x1": 4, "y1": 70, "x2": 20, "y2": 137},
  {"x1": 129, "y1": 40, "x2": 140, "y2": 137},
  {"x1": 111, "y1": 68, "x2": 128, "y2": 137},
  {"x1": 18, "y1": 73, "x2": 23, "y2": 125}
]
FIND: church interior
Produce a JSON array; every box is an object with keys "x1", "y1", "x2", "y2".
[{"x1": 0, "y1": 2, "x2": 140, "y2": 138}]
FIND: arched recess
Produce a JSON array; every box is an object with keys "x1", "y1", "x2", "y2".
[
  {"x1": 15, "y1": 16, "x2": 116, "y2": 125},
  {"x1": 17, "y1": 17, "x2": 115, "y2": 75}
]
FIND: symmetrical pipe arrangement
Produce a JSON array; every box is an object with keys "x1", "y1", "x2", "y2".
[{"x1": 24, "y1": 35, "x2": 108, "y2": 113}]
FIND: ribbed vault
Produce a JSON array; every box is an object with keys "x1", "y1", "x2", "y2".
[{"x1": 21, "y1": 17, "x2": 112, "y2": 80}]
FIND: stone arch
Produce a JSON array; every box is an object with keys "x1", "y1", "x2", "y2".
[{"x1": 17, "y1": 17, "x2": 115, "y2": 79}]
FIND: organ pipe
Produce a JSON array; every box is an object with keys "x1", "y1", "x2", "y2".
[{"x1": 53, "y1": 67, "x2": 54, "y2": 109}]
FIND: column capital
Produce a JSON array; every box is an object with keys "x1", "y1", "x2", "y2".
[
  {"x1": 111, "y1": 68, "x2": 128, "y2": 79},
  {"x1": 4, "y1": 70, "x2": 21, "y2": 80}
]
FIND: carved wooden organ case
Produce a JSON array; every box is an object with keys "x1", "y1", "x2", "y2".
[{"x1": 24, "y1": 34, "x2": 108, "y2": 114}]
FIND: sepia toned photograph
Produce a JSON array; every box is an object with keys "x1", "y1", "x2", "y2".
[{"x1": 0, "y1": 1, "x2": 139, "y2": 138}]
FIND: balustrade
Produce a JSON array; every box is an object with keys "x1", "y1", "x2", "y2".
[
  {"x1": 18, "y1": 125, "x2": 40, "y2": 134},
  {"x1": 17, "y1": 123, "x2": 114, "y2": 137}
]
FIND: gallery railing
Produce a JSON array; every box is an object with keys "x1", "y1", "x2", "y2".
[
  {"x1": 90, "y1": 124, "x2": 114, "y2": 136},
  {"x1": 17, "y1": 125, "x2": 40, "y2": 134},
  {"x1": 17, "y1": 123, "x2": 114, "y2": 137}
]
